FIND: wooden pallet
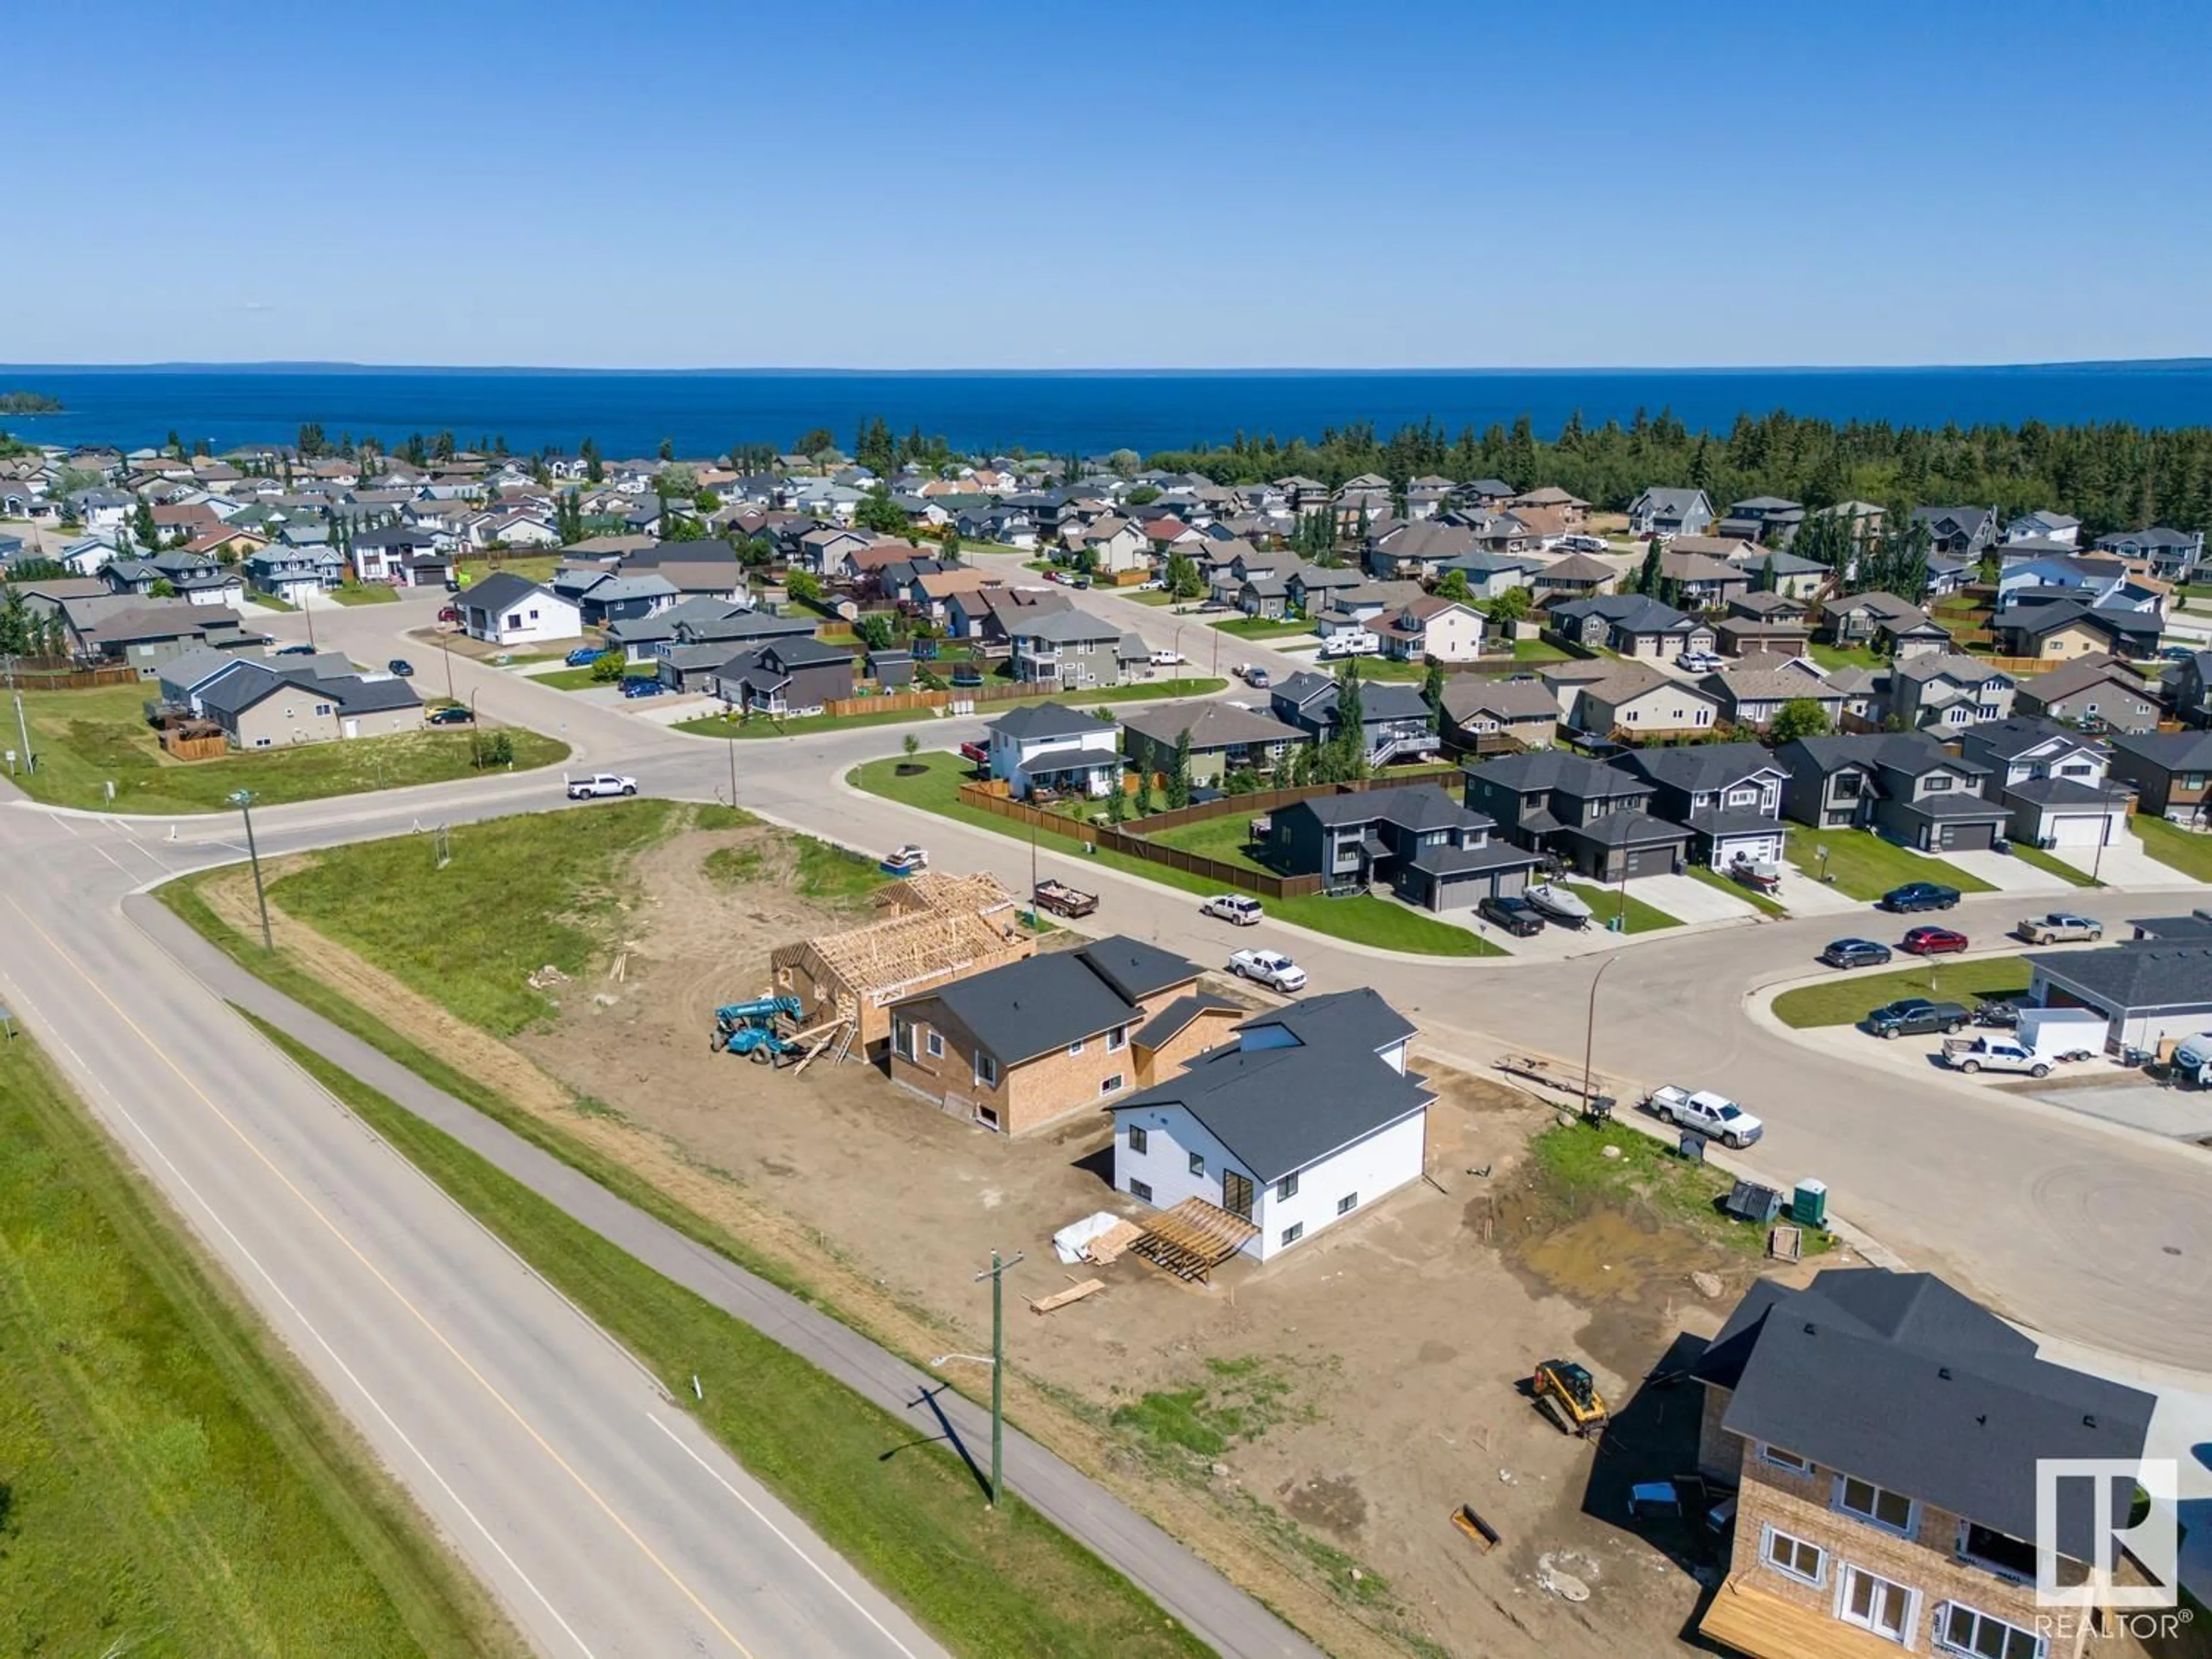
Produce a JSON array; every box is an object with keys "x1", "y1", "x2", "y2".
[
  {"x1": 1130, "y1": 1198, "x2": 1259, "y2": 1282},
  {"x1": 1082, "y1": 1218, "x2": 1145, "y2": 1265},
  {"x1": 1029, "y1": 1278, "x2": 1104, "y2": 1314}
]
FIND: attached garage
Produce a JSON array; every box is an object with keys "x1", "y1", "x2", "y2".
[
  {"x1": 1932, "y1": 819, "x2": 1997, "y2": 852},
  {"x1": 2025, "y1": 944, "x2": 2212, "y2": 1052},
  {"x1": 2005, "y1": 777, "x2": 2130, "y2": 853},
  {"x1": 1395, "y1": 842, "x2": 1541, "y2": 913},
  {"x1": 2045, "y1": 814, "x2": 2109, "y2": 848}
]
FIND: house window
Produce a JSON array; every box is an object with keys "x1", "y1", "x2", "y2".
[
  {"x1": 974, "y1": 1052, "x2": 998, "y2": 1088},
  {"x1": 1127, "y1": 1126, "x2": 1147, "y2": 1156},
  {"x1": 1761, "y1": 1444, "x2": 1813, "y2": 1475},
  {"x1": 1275, "y1": 1172, "x2": 1299, "y2": 1201},
  {"x1": 1836, "y1": 1474, "x2": 1916, "y2": 1536},
  {"x1": 925, "y1": 1031, "x2": 944, "y2": 1059},
  {"x1": 314, "y1": 702, "x2": 332, "y2": 716},
  {"x1": 1188, "y1": 1152, "x2": 1206, "y2": 1177},
  {"x1": 892, "y1": 1018, "x2": 914, "y2": 1061},
  {"x1": 1957, "y1": 1521, "x2": 2039, "y2": 1582},
  {"x1": 1838, "y1": 1566, "x2": 1914, "y2": 1642},
  {"x1": 1279, "y1": 1223, "x2": 1304, "y2": 1247},
  {"x1": 1937, "y1": 1601, "x2": 2046, "y2": 1658},
  {"x1": 1759, "y1": 1525, "x2": 1825, "y2": 1586},
  {"x1": 1128, "y1": 1179, "x2": 1153, "y2": 1203},
  {"x1": 1067, "y1": 1037, "x2": 1086, "y2": 1056},
  {"x1": 252, "y1": 736, "x2": 271, "y2": 748},
  {"x1": 1099, "y1": 1074, "x2": 1124, "y2": 1096},
  {"x1": 1107, "y1": 1025, "x2": 1127, "y2": 1052},
  {"x1": 1336, "y1": 1192, "x2": 1358, "y2": 1215},
  {"x1": 1925, "y1": 774, "x2": 1952, "y2": 791}
]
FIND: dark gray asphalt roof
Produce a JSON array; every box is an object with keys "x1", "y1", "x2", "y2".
[
  {"x1": 1113, "y1": 990, "x2": 1430, "y2": 1181},
  {"x1": 316, "y1": 673, "x2": 422, "y2": 713},
  {"x1": 1911, "y1": 793, "x2": 2010, "y2": 820},
  {"x1": 989, "y1": 701, "x2": 1109, "y2": 743},
  {"x1": 906, "y1": 936, "x2": 1198, "y2": 1063},
  {"x1": 1555, "y1": 811, "x2": 1690, "y2": 849},
  {"x1": 2129, "y1": 914, "x2": 2212, "y2": 941},
  {"x1": 1615, "y1": 741, "x2": 1784, "y2": 794},
  {"x1": 1132, "y1": 993, "x2": 1240, "y2": 1051},
  {"x1": 1290, "y1": 785, "x2": 1494, "y2": 836},
  {"x1": 462, "y1": 571, "x2": 543, "y2": 615},
  {"x1": 2027, "y1": 942, "x2": 2212, "y2": 1009},
  {"x1": 1118, "y1": 700, "x2": 1302, "y2": 749},
  {"x1": 2110, "y1": 729, "x2": 2212, "y2": 771},
  {"x1": 1695, "y1": 1270, "x2": 2150, "y2": 1562},
  {"x1": 1683, "y1": 808, "x2": 1785, "y2": 836},
  {"x1": 2006, "y1": 777, "x2": 2123, "y2": 806},
  {"x1": 1403, "y1": 840, "x2": 1543, "y2": 877}
]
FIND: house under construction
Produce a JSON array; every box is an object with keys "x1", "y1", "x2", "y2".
[{"x1": 768, "y1": 871, "x2": 1033, "y2": 1058}]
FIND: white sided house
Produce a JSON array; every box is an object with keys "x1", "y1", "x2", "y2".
[
  {"x1": 986, "y1": 700, "x2": 1120, "y2": 800},
  {"x1": 458, "y1": 571, "x2": 582, "y2": 647},
  {"x1": 1110, "y1": 990, "x2": 1431, "y2": 1262}
]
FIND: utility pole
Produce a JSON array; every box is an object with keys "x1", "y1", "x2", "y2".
[
  {"x1": 4, "y1": 653, "x2": 32, "y2": 775},
  {"x1": 727, "y1": 732, "x2": 738, "y2": 807},
  {"x1": 230, "y1": 789, "x2": 273, "y2": 950},
  {"x1": 972, "y1": 1249, "x2": 1024, "y2": 1506},
  {"x1": 1580, "y1": 955, "x2": 1617, "y2": 1119}
]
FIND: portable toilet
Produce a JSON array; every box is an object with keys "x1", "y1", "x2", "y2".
[{"x1": 1793, "y1": 1179, "x2": 1828, "y2": 1229}]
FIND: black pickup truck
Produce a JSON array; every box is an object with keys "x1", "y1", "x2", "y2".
[{"x1": 1864, "y1": 997, "x2": 1971, "y2": 1039}]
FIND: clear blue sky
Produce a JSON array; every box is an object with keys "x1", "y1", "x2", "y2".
[{"x1": 18, "y1": 0, "x2": 2210, "y2": 369}]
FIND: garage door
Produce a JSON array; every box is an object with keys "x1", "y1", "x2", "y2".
[
  {"x1": 1941, "y1": 822, "x2": 1997, "y2": 851},
  {"x1": 2046, "y1": 815, "x2": 2107, "y2": 849}
]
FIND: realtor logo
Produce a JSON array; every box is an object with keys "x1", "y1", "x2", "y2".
[{"x1": 2035, "y1": 1457, "x2": 2179, "y2": 1609}]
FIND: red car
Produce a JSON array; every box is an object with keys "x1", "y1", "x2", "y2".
[{"x1": 1901, "y1": 925, "x2": 1969, "y2": 956}]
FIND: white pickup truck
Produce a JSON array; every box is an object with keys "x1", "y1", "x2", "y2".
[
  {"x1": 1941, "y1": 1035, "x2": 2056, "y2": 1078},
  {"x1": 566, "y1": 772, "x2": 638, "y2": 800},
  {"x1": 1646, "y1": 1085, "x2": 1764, "y2": 1147}
]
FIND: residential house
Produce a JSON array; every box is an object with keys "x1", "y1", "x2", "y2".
[
  {"x1": 1506, "y1": 486, "x2": 1588, "y2": 528},
  {"x1": 1430, "y1": 548, "x2": 1545, "y2": 600},
  {"x1": 1268, "y1": 786, "x2": 1539, "y2": 911},
  {"x1": 1907, "y1": 504, "x2": 1999, "y2": 562},
  {"x1": 1547, "y1": 594, "x2": 1714, "y2": 661},
  {"x1": 348, "y1": 523, "x2": 440, "y2": 582},
  {"x1": 604, "y1": 597, "x2": 804, "y2": 666},
  {"x1": 196, "y1": 660, "x2": 423, "y2": 749},
  {"x1": 1995, "y1": 555, "x2": 2127, "y2": 607},
  {"x1": 1702, "y1": 660, "x2": 1847, "y2": 734},
  {"x1": 552, "y1": 567, "x2": 680, "y2": 627},
  {"x1": 1614, "y1": 743, "x2": 1790, "y2": 870},
  {"x1": 1110, "y1": 990, "x2": 1433, "y2": 1259},
  {"x1": 1365, "y1": 521, "x2": 1479, "y2": 582},
  {"x1": 1806, "y1": 499, "x2": 1888, "y2": 547},
  {"x1": 2095, "y1": 526, "x2": 2202, "y2": 582},
  {"x1": 1009, "y1": 608, "x2": 1127, "y2": 689},
  {"x1": 1268, "y1": 673, "x2": 1438, "y2": 767},
  {"x1": 1819, "y1": 591, "x2": 1952, "y2": 659},
  {"x1": 1992, "y1": 597, "x2": 2162, "y2": 662},
  {"x1": 627, "y1": 541, "x2": 748, "y2": 600},
  {"x1": 2004, "y1": 509, "x2": 2081, "y2": 548},
  {"x1": 101, "y1": 552, "x2": 243, "y2": 608},
  {"x1": 1461, "y1": 750, "x2": 1691, "y2": 880},
  {"x1": 1658, "y1": 547, "x2": 1752, "y2": 611},
  {"x1": 1776, "y1": 733, "x2": 2009, "y2": 851},
  {"x1": 889, "y1": 937, "x2": 1207, "y2": 1135},
  {"x1": 2014, "y1": 653, "x2": 2163, "y2": 734},
  {"x1": 1283, "y1": 562, "x2": 1362, "y2": 616},
  {"x1": 77, "y1": 603, "x2": 265, "y2": 679},
  {"x1": 459, "y1": 573, "x2": 582, "y2": 647},
  {"x1": 1729, "y1": 546, "x2": 1830, "y2": 601},
  {"x1": 1726, "y1": 590, "x2": 1813, "y2": 625},
  {"x1": 1889, "y1": 653, "x2": 2018, "y2": 732},
  {"x1": 2106, "y1": 729, "x2": 2212, "y2": 824},
  {"x1": 1436, "y1": 677, "x2": 1559, "y2": 752},
  {"x1": 1374, "y1": 596, "x2": 1486, "y2": 662},
  {"x1": 2163, "y1": 650, "x2": 2212, "y2": 729},
  {"x1": 1958, "y1": 717, "x2": 2131, "y2": 851},
  {"x1": 1528, "y1": 551, "x2": 1618, "y2": 603},
  {"x1": 945, "y1": 582, "x2": 1069, "y2": 644},
  {"x1": 984, "y1": 702, "x2": 1120, "y2": 799},
  {"x1": 1714, "y1": 616, "x2": 1817, "y2": 660},
  {"x1": 1691, "y1": 1267, "x2": 2153, "y2": 1659},
  {"x1": 1119, "y1": 702, "x2": 1302, "y2": 787},
  {"x1": 1716, "y1": 497, "x2": 1804, "y2": 547},
  {"x1": 244, "y1": 544, "x2": 342, "y2": 604},
  {"x1": 2022, "y1": 941, "x2": 2212, "y2": 1052},
  {"x1": 1575, "y1": 662, "x2": 1721, "y2": 741},
  {"x1": 1071, "y1": 514, "x2": 1152, "y2": 576},
  {"x1": 1625, "y1": 486, "x2": 1714, "y2": 540},
  {"x1": 1460, "y1": 478, "x2": 1517, "y2": 509},
  {"x1": 1234, "y1": 570, "x2": 1293, "y2": 619},
  {"x1": 710, "y1": 637, "x2": 857, "y2": 718}
]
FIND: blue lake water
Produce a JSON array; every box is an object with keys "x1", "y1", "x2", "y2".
[{"x1": 3, "y1": 363, "x2": 2209, "y2": 459}]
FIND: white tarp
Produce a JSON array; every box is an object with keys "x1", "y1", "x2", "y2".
[{"x1": 1051, "y1": 1210, "x2": 1122, "y2": 1264}]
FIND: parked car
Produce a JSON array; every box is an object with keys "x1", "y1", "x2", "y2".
[
  {"x1": 1677, "y1": 650, "x2": 1723, "y2": 673},
  {"x1": 567, "y1": 772, "x2": 638, "y2": 800},
  {"x1": 1134, "y1": 578, "x2": 1164, "y2": 592},
  {"x1": 386, "y1": 658, "x2": 414, "y2": 677},
  {"x1": 1479, "y1": 894, "x2": 1545, "y2": 937},
  {"x1": 565, "y1": 646, "x2": 607, "y2": 667},
  {"x1": 957, "y1": 740, "x2": 988, "y2": 766},
  {"x1": 1229, "y1": 948, "x2": 1306, "y2": 993},
  {"x1": 1243, "y1": 665, "x2": 1271, "y2": 689},
  {"x1": 1900, "y1": 925, "x2": 1969, "y2": 956},
  {"x1": 1646, "y1": 1084, "x2": 1764, "y2": 1149},
  {"x1": 1881, "y1": 881, "x2": 1961, "y2": 912},
  {"x1": 437, "y1": 604, "x2": 461, "y2": 623},
  {"x1": 1820, "y1": 937, "x2": 1893, "y2": 969},
  {"x1": 1149, "y1": 649, "x2": 1185, "y2": 666},
  {"x1": 273, "y1": 643, "x2": 317, "y2": 657},
  {"x1": 1941, "y1": 1036, "x2": 2055, "y2": 1079},
  {"x1": 2015, "y1": 912, "x2": 2104, "y2": 945},
  {"x1": 620, "y1": 676, "x2": 666, "y2": 698},
  {"x1": 1865, "y1": 998, "x2": 1971, "y2": 1039},
  {"x1": 1200, "y1": 893, "x2": 1264, "y2": 926},
  {"x1": 426, "y1": 705, "x2": 474, "y2": 725}
]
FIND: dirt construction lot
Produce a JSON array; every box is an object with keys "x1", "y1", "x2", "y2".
[{"x1": 213, "y1": 822, "x2": 1877, "y2": 1658}]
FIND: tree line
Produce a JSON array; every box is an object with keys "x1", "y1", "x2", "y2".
[{"x1": 1141, "y1": 409, "x2": 2212, "y2": 540}]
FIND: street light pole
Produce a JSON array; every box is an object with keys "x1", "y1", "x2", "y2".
[
  {"x1": 3, "y1": 653, "x2": 32, "y2": 774},
  {"x1": 230, "y1": 789, "x2": 272, "y2": 951},
  {"x1": 1580, "y1": 954, "x2": 1618, "y2": 1118},
  {"x1": 972, "y1": 1249, "x2": 1024, "y2": 1506},
  {"x1": 726, "y1": 733, "x2": 738, "y2": 807}
]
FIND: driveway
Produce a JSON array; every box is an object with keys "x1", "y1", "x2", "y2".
[
  {"x1": 1768, "y1": 869, "x2": 1865, "y2": 917},
  {"x1": 2052, "y1": 833, "x2": 2181, "y2": 888},
  {"x1": 1946, "y1": 847, "x2": 2076, "y2": 892},
  {"x1": 1628, "y1": 870, "x2": 1762, "y2": 923}
]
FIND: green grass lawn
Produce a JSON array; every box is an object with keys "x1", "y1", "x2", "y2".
[
  {"x1": 270, "y1": 799, "x2": 732, "y2": 1036},
  {"x1": 1687, "y1": 862, "x2": 1787, "y2": 918},
  {"x1": 1126, "y1": 589, "x2": 1178, "y2": 606},
  {"x1": 1508, "y1": 638, "x2": 1573, "y2": 664},
  {"x1": 854, "y1": 753, "x2": 1501, "y2": 956},
  {"x1": 535, "y1": 662, "x2": 658, "y2": 691},
  {"x1": 673, "y1": 677, "x2": 1230, "y2": 741},
  {"x1": 1770, "y1": 956, "x2": 2031, "y2": 1029},
  {"x1": 1524, "y1": 1120, "x2": 1833, "y2": 1257},
  {"x1": 328, "y1": 583, "x2": 399, "y2": 607},
  {"x1": 1804, "y1": 641, "x2": 1885, "y2": 672},
  {"x1": 706, "y1": 832, "x2": 889, "y2": 904},
  {"x1": 1211, "y1": 616, "x2": 1311, "y2": 639},
  {"x1": 9, "y1": 684, "x2": 569, "y2": 814},
  {"x1": 1147, "y1": 812, "x2": 1274, "y2": 874},
  {"x1": 0, "y1": 1037, "x2": 518, "y2": 1658},
  {"x1": 458, "y1": 554, "x2": 561, "y2": 584},
  {"x1": 2130, "y1": 815, "x2": 2212, "y2": 880},
  {"x1": 1782, "y1": 826, "x2": 1993, "y2": 902},
  {"x1": 2002, "y1": 841, "x2": 2101, "y2": 888},
  {"x1": 1564, "y1": 880, "x2": 1679, "y2": 932},
  {"x1": 248, "y1": 592, "x2": 297, "y2": 612},
  {"x1": 248, "y1": 1021, "x2": 1211, "y2": 1659}
]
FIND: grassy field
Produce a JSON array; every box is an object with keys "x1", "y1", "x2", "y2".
[
  {"x1": 1782, "y1": 825, "x2": 1993, "y2": 902},
  {"x1": 0, "y1": 1037, "x2": 519, "y2": 1658},
  {"x1": 1771, "y1": 956, "x2": 2031, "y2": 1029},
  {"x1": 328, "y1": 582, "x2": 398, "y2": 607},
  {"x1": 853, "y1": 753, "x2": 1501, "y2": 956},
  {"x1": 457, "y1": 554, "x2": 562, "y2": 584},
  {"x1": 706, "y1": 832, "x2": 889, "y2": 904},
  {"x1": 1564, "y1": 880, "x2": 1679, "y2": 932},
  {"x1": 2002, "y1": 840, "x2": 2101, "y2": 887},
  {"x1": 1505, "y1": 637, "x2": 1573, "y2": 664},
  {"x1": 1687, "y1": 862, "x2": 1787, "y2": 918},
  {"x1": 672, "y1": 676, "x2": 1230, "y2": 741},
  {"x1": 1804, "y1": 641, "x2": 1885, "y2": 672},
  {"x1": 535, "y1": 661, "x2": 657, "y2": 691},
  {"x1": 269, "y1": 798, "x2": 722, "y2": 1036},
  {"x1": 2131, "y1": 815, "x2": 2212, "y2": 880},
  {"x1": 1211, "y1": 616, "x2": 1310, "y2": 639},
  {"x1": 9, "y1": 684, "x2": 569, "y2": 813},
  {"x1": 245, "y1": 1020, "x2": 1213, "y2": 1659},
  {"x1": 1525, "y1": 1120, "x2": 1832, "y2": 1257},
  {"x1": 1147, "y1": 812, "x2": 1272, "y2": 873}
]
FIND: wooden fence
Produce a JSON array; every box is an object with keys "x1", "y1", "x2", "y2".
[
  {"x1": 821, "y1": 680, "x2": 1047, "y2": 719},
  {"x1": 158, "y1": 730, "x2": 230, "y2": 762},
  {"x1": 6, "y1": 662, "x2": 137, "y2": 690}
]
